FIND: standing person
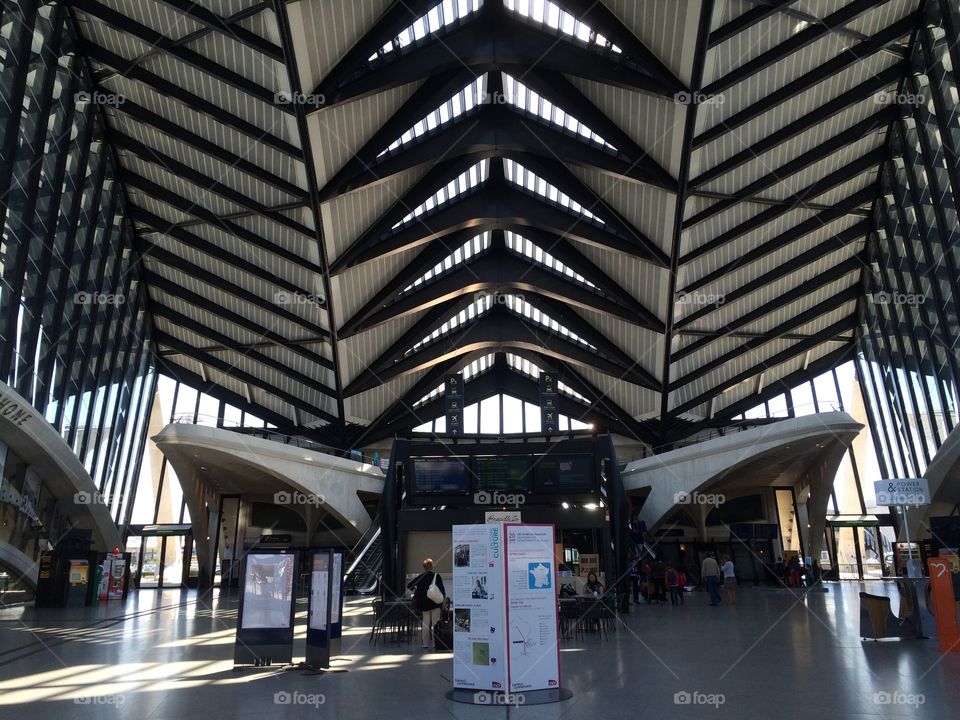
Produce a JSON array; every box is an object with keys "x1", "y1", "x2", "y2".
[
  {"x1": 407, "y1": 558, "x2": 446, "y2": 649},
  {"x1": 701, "y1": 554, "x2": 722, "y2": 606},
  {"x1": 722, "y1": 556, "x2": 736, "y2": 605},
  {"x1": 665, "y1": 564, "x2": 682, "y2": 606},
  {"x1": 630, "y1": 558, "x2": 642, "y2": 604},
  {"x1": 652, "y1": 559, "x2": 667, "y2": 603}
]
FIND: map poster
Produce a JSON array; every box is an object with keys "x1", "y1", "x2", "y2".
[
  {"x1": 452, "y1": 524, "x2": 507, "y2": 690},
  {"x1": 504, "y1": 524, "x2": 560, "y2": 693}
]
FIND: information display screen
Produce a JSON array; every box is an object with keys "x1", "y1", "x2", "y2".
[
  {"x1": 413, "y1": 457, "x2": 470, "y2": 494},
  {"x1": 533, "y1": 454, "x2": 594, "y2": 493},
  {"x1": 240, "y1": 553, "x2": 295, "y2": 629},
  {"x1": 473, "y1": 456, "x2": 532, "y2": 493}
]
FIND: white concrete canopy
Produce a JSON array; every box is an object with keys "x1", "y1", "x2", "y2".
[
  {"x1": 0, "y1": 380, "x2": 123, "y2": 585},
  {"x1": 621, "y1": 413, "x2": 863, "y2": 557},
  {"x1": 153, "y1": 423, "x2": 385, "y2": 581}
]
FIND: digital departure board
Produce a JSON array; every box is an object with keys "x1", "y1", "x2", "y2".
[
  {"x1": 473, "y1": 456, "x2": 533, "y2": 493},
  {"x1": 533, "y1": 454, "x2": 595, "y2": 492},
  {"x1": 412, "y1": 457, "x2": 470, "y2": 494}
]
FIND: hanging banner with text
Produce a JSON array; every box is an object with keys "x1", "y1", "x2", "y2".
[
  {"x1": 504, "y1": 524, "x2": 560, "y2": 692},
  {"x1": 452, "y1": 524, "x2": 507, "y2": 690}
]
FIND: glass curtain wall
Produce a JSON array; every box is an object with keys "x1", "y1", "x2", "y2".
[
  {"x1": 858, "y1": 0, "x2": 960, "y2": 489},
  {"x1": 0, "y1": 2, "x2": 155, "y2": 532}
]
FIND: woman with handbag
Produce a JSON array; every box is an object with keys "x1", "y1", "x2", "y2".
[{"x1": 407, "y1": 558, "x2": 446, "y2": 649}]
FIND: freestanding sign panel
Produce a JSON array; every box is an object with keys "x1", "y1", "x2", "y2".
[
  {"x1": 234, "y1": 550, "x2": 297, "y2": 666},
  {"x1": 452, "y1": 524, "x2": 507, "y2": 690},
  {"x1": 306, "y1": 549, "x2": 333, "y2": 669},
  {"x1": 452, "y1": 524, "x2": 561, "y2": 696},
  {"x1": 330, "y1": 549, "x2": 345, "y2": 655},
  {"x1": 503, "y1": 524, "x2": 560, "y2": 692}
]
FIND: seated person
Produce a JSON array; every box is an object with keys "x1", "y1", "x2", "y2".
[{"x1": 583, "y1": 571, "x2": 604, "y2": 597}]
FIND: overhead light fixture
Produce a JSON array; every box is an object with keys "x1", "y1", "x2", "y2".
[
  {"x1": 584, "y1": 503, "x2": 598, "y2": 510},
  {"x1": 561, "y1": 502, "x2": 569, "y2": 509}
]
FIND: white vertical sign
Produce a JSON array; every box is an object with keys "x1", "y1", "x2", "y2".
[
  {"x1": 504, "y1": 524, "x2": 560, "y2": 692},
  {"x1": 452, "y1": 524, "x2": 507, "y2": 690}
]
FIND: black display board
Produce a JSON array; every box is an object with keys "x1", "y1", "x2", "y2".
[
  {"x1": 412, "y1": 457, "x2": 471, "y2": 494},
  {"x1": 533, "y1": 454, "x2": 595, "y2": 493},
  {"x1": 473, "y1": 456, "x2": 533, "y2": 493}
]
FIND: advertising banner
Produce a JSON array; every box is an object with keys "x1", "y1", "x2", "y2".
[
  {"x1": 452, "y1": 524, "x2": 507, "y2": 690},
  {"x1": 503, "y1": 524, "x2": 560, "y2": 693},
  {"x1": 107, "y1": 554, "x2": 125, "y2": 599}
]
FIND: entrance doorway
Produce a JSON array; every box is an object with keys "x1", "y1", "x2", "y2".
[
  {"x1": 826, "y1": 516, "x2": 890, "y2": 580},
  {"x1": 125, "y1": 524, "x2": 196, "y2": 589}
]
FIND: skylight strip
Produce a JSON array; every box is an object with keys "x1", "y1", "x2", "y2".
[
  {"x1": 413, "y1": 353, "x2": 495, "y2": 407},
  {"x1": 505, "y1": 353, "x2": 590, "y2": 403},
  {"x1": 502, "y1": 73, "x2": 615, "y2": 150},
  {"x1": 392, "y1": 159, "x2": 489, "y2": 229},
  {"x1": 505, "y1": 231, "x2": 596, "y2": 288},
  {"x1": 503, "y1": 0, "x2": 621, "y2": 53},
  {"x1": 407, "y1": 294, "x2": 493, "y2": 355},
  {"x1": 503, "y1": 158, "x2": 603, "y2": 223},
  {"x1": 504, "y1": 294, "x2": 597, "y2": 351},
  {"x1": 379, "y1": 75, "x2": 487, "y2": 158},
  {"x1": 403, "y1": 231, "x2": 492, "y2": 293},
  {"x1": 370, "y1": 0, "x2": 484, "y2": 61}
]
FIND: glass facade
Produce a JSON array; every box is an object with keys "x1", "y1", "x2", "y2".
[
  {"x1": 858, "y1": 0, "x2": 960, "y2": 485},
  {"x1": 0, "y1": 2, "x2": 155, "y2": 548}
]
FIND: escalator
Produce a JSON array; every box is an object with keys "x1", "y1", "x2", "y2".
[{"x1": 344, "y1": 526, "x2": 382, "y2": 595}]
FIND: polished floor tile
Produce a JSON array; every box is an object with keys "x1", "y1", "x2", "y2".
[{"x1": 0, "y1": 582, "x2": 957, "y2": 719}]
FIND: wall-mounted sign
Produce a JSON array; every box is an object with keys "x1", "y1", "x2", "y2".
[{"x1": 485, "y1": 510, "x2": 521, "y2": 524}]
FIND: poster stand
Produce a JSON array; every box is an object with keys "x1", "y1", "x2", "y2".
[
  {"x1": 300, "y1": 548, "x2": 347, "y2": 672},
  {"x1": 450, "y1": 523, "x2": 571, "y2": 706},
  {"x1": 233, "y1": 549, "x2": 297, "y2": 667}
]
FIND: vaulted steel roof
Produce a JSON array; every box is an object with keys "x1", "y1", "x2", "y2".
[{"x1": 65, "y1": 0, "x2": 926, "y2": 448}]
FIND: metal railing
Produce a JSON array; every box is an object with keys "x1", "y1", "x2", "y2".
[
  {"x1": 624, "y1": 402, "x2": 843, "y2": 463},
  {"x1": 171, "y1": 413, "x2": 386, "y2": 467}
]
